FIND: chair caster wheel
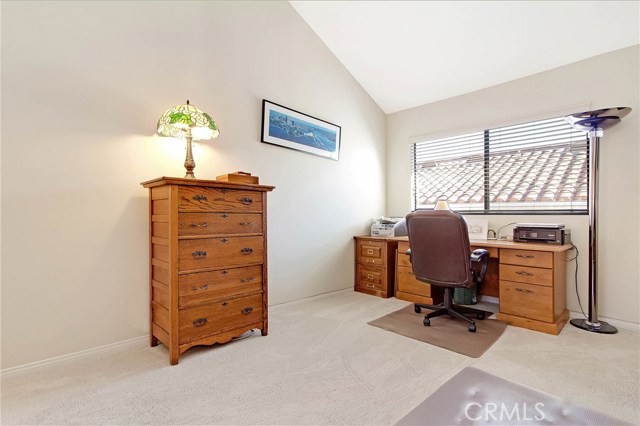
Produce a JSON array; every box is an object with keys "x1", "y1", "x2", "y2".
[
  {"x1": 468, "y1": 323, "x2": 476, "y2": 332},
  {"x1": 423, "y1": 317, "x2": 431, "y2": 326},
  {"x1": 477, "y1": 313, "x2": 485, "y2": 320},
  {"x1": 414, "y1": 306, "x2": 422, "y2": 314}
]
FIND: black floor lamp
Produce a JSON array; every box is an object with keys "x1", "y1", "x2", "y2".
[{"x1": 565, "y1": 107, "x2": 631, "y2": 334}]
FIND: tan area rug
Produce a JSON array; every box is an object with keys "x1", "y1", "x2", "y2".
[{"x1": 368, "y1": 305, "x2": 506, "y2": 358}]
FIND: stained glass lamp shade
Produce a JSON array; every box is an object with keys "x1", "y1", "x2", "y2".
[{"x1": 157, "y1": 100, "x2": 219, "y2": 178}]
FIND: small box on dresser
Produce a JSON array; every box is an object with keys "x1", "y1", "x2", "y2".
[{"x1": 142, "y1": 177, "x2": 274, "y2": 365}]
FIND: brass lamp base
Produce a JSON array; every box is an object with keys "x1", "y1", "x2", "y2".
[{"x1": 184, "y1": 130, "x2": 196, "y2": 178}]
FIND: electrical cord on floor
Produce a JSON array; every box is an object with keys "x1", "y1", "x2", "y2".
[
  {"x1": 232, "y1": 329, "x2": 256, "y2": 341},
  {"x1": 566, "y1": 242, "x2": 587, "y2": 319}
]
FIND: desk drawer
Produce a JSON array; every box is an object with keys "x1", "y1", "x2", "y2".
[
  {"x1": 356, "y1": 240, "x2": 385, "y2": 266},
  {"x1": 397, "y1": 252, "x2": 412, "y2": 268},
  {"x1": 500, "y1": 280, "x2": 553, "y2": 323},
  {"x1": 356, "y1": 264, "x2": 385, "y2": 291},
  {"x1": 501, "y1": 249, "x2": 552, "y2": 268},
  {"x1": 396, "y1": 265, "x2": 432, "y2": 297},
  {"x1": 500, "y1": 264, "x2": 553, "y2": 287}
]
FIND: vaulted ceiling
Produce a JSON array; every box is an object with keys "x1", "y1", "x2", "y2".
[{"x1": 290, "y1": 1, "x2": 640, "y2": 114}]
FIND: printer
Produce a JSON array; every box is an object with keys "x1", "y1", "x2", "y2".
[{"x1": 513, "y1": 223, "x2": 571, "y2": 245}]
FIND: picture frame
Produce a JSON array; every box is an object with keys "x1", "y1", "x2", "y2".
[{"x1": 261, "y1": 99, "x2": 341, "y2": 161}]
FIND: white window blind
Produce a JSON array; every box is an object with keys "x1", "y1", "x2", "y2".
[{"x1": 411, "y1": 117, "x2": 588, "y2": 213}]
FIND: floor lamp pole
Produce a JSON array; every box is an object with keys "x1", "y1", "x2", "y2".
[{"x1": 565, "y1": 107, "x2": 631, "y2": 334}]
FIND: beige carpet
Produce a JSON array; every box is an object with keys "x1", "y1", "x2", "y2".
[
  {"x1": 1, "y1": 290, "x2": 638, "y2": 425},
  {"x1": 368, "y1": 305, "x2": 507, "y2": 357}
]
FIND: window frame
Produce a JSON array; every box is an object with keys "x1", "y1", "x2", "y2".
[{"x1": 410, "y1": 117, "x2": 589, "y2": 215}]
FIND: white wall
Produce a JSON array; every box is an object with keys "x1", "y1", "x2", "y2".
[
  {"x1": 387, "y1": 46, "x2": 640, "y2": 325},
  {"x1": 0, "y1": 1, "x2": 386, "y2": 369}
]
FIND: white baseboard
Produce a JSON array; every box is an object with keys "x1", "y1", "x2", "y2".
[{"x1": 1, "y1": 335, "x2": 148, "y2": 377}]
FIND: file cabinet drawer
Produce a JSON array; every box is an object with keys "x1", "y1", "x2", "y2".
[
  {"x1": 357, "y1": 240, "x2": 385, "y2": 266},
  {"x1": 356, "y1": 264, "x2": 385, "y2": 291},
  {"x1": 499, "y1": 280, "x2": 553, "y2": 323}
]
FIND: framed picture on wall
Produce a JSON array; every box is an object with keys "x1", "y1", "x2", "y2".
[{"x1": 261, "y1": 99, "x2": 341, "y2": 161}]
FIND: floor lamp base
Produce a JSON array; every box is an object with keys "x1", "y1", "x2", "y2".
[{"x1": 570, "y1": 318, "x2": 618, "y2": 334}]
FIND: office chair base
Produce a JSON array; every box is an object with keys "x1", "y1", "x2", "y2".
[
  {"x1": 415, "y1": 298, "x2": 486, "y2": 333},
  {"x1": 570, "y1": 318, "x2": 618, "y2": 334}
]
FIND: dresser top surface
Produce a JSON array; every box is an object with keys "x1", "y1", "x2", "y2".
[{"x1": 141, "y1": 176, "x2": 275, "y2": 191}]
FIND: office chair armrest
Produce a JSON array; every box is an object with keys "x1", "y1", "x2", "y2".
[
  {"x1": 405, "y1": 248, "x2": 412, "y2": 263},
  {"x1": 470, "y1": 249, "x2": 489, "y2": 283}
]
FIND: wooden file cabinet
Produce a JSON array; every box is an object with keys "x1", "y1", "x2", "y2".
[
  {"x1": 496, "y1": 247, "x2": 569, "y2": 335},
  {"x1": 354, "y1": 236, "x2": 397, "y2": 298},
  {"x1": 395, "y1": 240, "x2": 442, "y2": 305},
  {"x1": 142, "y1": 177, "x2": 274, "y2": 364}
]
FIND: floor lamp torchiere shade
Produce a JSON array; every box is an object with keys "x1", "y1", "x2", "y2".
[
  {"x1": 565, "y1": 107, "x2": 631, "y2": 334},
  {"x1": 157, "y1": 100, "x2": 220, "y2": 178}
]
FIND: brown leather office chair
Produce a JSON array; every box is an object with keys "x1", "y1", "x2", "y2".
[{"x1": 405, "y1": 210, "x2": 490, "y2": 332}]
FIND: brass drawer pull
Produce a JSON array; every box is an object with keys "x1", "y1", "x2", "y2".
[
  {"x1": 515, "y1": 271, "x2": 534, "y2": 276},
  {"x1": 192, "y1": 284, "x2": 209, "y2": 291},
  {"x1": 241, "y1": 277, "x2": 256, "y2": 283},
  {"x1": 193, "y1": 318, "x2": 208, "y2": 327},
  {"x1": 192, "y1": 250, "x2": 207, "y2": 258},
  {"x1": 366, "y1": 284, "x2": 376, "y2": 288},
  {"x1": 239, "y1": 222, "x2": 254, "y2": 226},
  {"x1": 368, "y1": 259, "x2": 375, "y2": 263},
  {"x1": 193, "y1": 195, "x2": 208, "y2": 202},
  {"x1": 240, "y1": 197, "x2": 253, "y2": 205},
  {"x1": 241, "y1": 247, "x2": 254, "y2": 255},
  {"x1": 367, "y1": 249, "x2": 374, "y2": 254},
  {"x1": 241, "y1": 307, "x2": 253, "y2": 315},
  {"x1": 516, "y1": 288, "x2": 534, "y2": 293},
  {"x1": 516, "y1": 254, "x2": 534, "y2": 259},
  {"x1": 367, "y1": 274, "x2": 374, "y2": 280},
  {"x1": 190, "y1": 222, "x2": 208, "y2": 227}
]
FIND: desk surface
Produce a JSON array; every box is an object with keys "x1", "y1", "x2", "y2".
[{"x1": 384, "y1": 236, "x2": 572, "y2": 253}]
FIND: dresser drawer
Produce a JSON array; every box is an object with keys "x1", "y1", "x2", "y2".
[
  {"x1": 179, "y1": 236, "x2": 264, "y2": 271},
  {"x1": 501, "y1": 249, "x2": 552, "y2": 268},
  {"x1": 397, "y1": 252, "x2": 412, "y2": 268},
  {"x1": 499, "y1": 264, "x2": 553, "y2": 287},
  {"x1": 356, "y1": 240, "x2": 385, "y2": 266},
  {"x1": 499, "y1": 280, "x2": 553, "y2": 323},
  {"x1": 179, "y1": 293, "x2": 263, "y2": 344},
  {"x1": 178, "y1": 265, "x2": 263, "y2": 308},
  {"x1": 178, "y1": 187, "x2": 262, "y2": 212},
  {"x1": 356, "y1": 263, "x2": 385, "y2": 291},
  {"x1": 396, "y1": 265, "x2": 432, "y2": 297},
  {"x1": 178, "y1": 212, "x2": 263, "y2": 236}
]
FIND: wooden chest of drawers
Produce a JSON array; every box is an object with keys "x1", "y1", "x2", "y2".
[
  {"x1": 354, "y1": 236, "x2": 398, "y2": 298},
  {"x1": 394, "y1": 240, "x2": 442, "y2": 305},
  {"x1": 142, "y1": 177, "x2": 274, "y2": 364},
  {"x1": 496, "y1": 248, "x2": 569, "y2": 335}
]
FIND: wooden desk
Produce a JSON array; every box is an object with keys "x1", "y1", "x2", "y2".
[{"x1": 393, "y1": 237, "x2": 572, "y2": 335}]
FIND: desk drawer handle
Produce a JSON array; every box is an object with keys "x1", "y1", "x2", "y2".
[
  {"x1": 515, "y1": 271, "x2": 533, "y2": 276},
  {"x1": 192, "y1": 250, "x2": 207, "y2": 258},
  {"x1": 240, "y1": 197, "x2": 253, "y2": 205},
  {"x1": 515, "y1": 288, "x2": 534, "y2": 293},
  {"x1": 193, "y1": 195, "x2": 208, "y2": 202},
  {"x1": 241, "y1": 247, "x2": 254, "y2": 255},
  {"x1": 192, "y1": 284, "x2": 209, "y2": 291},
  {"x1": 193, "y1": 318, "x2": 208, "y2": 327},
  {"x1": 516, "y1": 254, "x2": 534, "y2": 259},
  {"x1": 190, "y1": 222, "x2": 208, "y2": 227},
  {"x1": 241, "y1": 307, "x2": 253, "y2": 315}
]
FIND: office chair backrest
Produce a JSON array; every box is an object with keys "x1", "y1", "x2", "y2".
[{"x1": 405, "y1": 210, "x2": 472, "y2": 288}]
